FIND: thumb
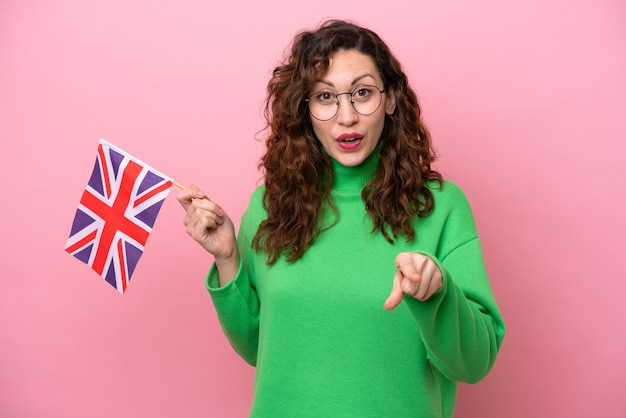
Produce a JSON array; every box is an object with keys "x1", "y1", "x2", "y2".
[{"x1": 384, "y1": 271, "x2": 404, "y2": 310}]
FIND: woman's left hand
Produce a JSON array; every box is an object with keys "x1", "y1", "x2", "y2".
[{"x1": 384, "y1": 252, "x2": 443, "y2": 310}]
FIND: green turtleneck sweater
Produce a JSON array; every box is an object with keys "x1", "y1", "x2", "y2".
[{"x1": 206, "y1": 149, "x2": 505, "y2": 417}]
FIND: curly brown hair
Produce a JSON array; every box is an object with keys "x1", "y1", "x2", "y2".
[{"x1": 252, "y1": 19, "x2": 442, "y2": 264}]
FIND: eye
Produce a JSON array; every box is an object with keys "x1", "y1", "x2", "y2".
[
  {"x1": 313, "y1": 91, "x2": 335, "y2": 104},
  {"x1": 352, "y1": 87, "x2": 373, "y2": 101}
]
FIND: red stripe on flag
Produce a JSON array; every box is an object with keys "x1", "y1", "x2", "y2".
[
  {"x1": 83, "y1": 160, "x2": 148, "y2": 275},
  {"x1": 65, "y1": 229, "x2": 98, "y2": 254},
  {"x1": 97, "y1": 144, "x2": 113, "y2": 199},
  {"x1": 133, "y1": 180, "x2": 172, "y2": 208},
  {"x1": 117, "y1": 239, "x2": 128, "y2": 292}
]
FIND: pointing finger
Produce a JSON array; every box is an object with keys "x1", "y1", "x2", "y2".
[{"x1": 384, "y1": 270, "x2": 404, "y2": 310}]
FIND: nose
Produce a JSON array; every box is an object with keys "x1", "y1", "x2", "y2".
[{"x1": 335, "y1": 93, "x2": 358, "y2": 126}]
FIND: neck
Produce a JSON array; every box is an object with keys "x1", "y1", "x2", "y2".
[{"x1": 328, "y1": 145, "x2": 382, "y2": 193}]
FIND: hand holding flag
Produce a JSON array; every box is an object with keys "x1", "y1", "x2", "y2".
[{"x1": 175, "y1": 184, "x2": 240, "y2": 286}]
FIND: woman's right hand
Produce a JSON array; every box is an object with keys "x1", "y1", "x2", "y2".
[{"x1": 176, "y1": 184, "x2": 240, "y2": 284}]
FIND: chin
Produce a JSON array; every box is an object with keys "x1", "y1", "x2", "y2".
[{"x1": 335, "y1": 154, "x2": 367, "y2": 167}]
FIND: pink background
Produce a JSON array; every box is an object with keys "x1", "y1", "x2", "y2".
[{"x1": 1, "y1": 0, "x2": 625, "y2": 417}]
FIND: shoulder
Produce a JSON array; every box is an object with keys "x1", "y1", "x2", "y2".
[
  {"x1": 239, "y1": 184, "x2": 266, "y2": 240},
  {"x1": 427, "y1": 179, "x2": 471, "y2": 208},
  {"x1": 425, "y1": 179, "x2": 477, "y2": 232},
  {"x1": 249, "y1": 183, "x2": 266, "y2": 204},
  {"x1": 242, "y1": 184, "x2": 267, "y2": 222}
]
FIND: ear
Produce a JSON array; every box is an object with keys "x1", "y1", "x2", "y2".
[{"x1": 385, "y1": 88, "x2": 397, "y2": 115}]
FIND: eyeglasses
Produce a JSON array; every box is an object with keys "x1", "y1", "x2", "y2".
[{"x1": 304, "y1": 85, "x2": 385, "y2": 121}]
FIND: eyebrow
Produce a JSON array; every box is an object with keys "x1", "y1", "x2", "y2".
[{"x1": 315, "y1": 74, "x2": 376, "y2": 88}]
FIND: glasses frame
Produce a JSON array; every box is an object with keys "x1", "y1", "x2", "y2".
[{"x1": 304, "y1": 85, "x2": 386, "y2": 121}]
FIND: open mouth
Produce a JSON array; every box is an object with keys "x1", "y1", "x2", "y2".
[
  {"x1": 336, "y1": 133, "x2": 364, "y2": 150},
  {"x1": 337, "y1": 133, "x2": 363, "y2": 143},
  {"x1": 340, "y1": 137, "x2": 360, "y2": 143}
]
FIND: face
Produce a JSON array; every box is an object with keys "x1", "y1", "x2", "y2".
[{"x1": 309, "y1": 49, "x2": 396, "y2": 167}]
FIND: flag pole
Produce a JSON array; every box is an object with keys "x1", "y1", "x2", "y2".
[{"x1": 172, "y1": 181, "x2": 185, "y2": 190}]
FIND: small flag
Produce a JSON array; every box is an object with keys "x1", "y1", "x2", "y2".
[{"x1": 65, "y1": 139, "x2": 173, "y2": 293}]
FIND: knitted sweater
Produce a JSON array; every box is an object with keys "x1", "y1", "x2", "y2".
[{"x1": 206, "y1": 149, "x2": 505, "y2": 417}]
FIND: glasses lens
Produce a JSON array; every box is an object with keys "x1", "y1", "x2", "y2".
[
  {"x1": 307, "y1": 91, "x2": 336, "y2": 121},
  {"x1": 307, "y1": 85, "x2": 383, "y2": 121},
  {"x1": 352, "y1": 86, "x2": 382, "y2": 116}
]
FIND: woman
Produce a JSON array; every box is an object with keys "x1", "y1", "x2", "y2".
[{"x1": 178, "y1": 20, "x2": 505, "y2": 417}]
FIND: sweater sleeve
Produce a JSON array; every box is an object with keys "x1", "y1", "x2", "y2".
[
  {"x1": 205, "y1": 194, "x2": 261, "y2": 366},
  {"x1": 206, "y1": 258, "x2": 259, "y2": 365},
  {"x1": 404, "y1": 185, "x2": 505, "y2": 383}
]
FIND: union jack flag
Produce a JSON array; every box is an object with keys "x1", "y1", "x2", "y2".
[{"x1": 65, "y1": 139, "x2": 173, "y2": 293}]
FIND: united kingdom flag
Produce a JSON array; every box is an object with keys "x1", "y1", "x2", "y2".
[{"x1": 65, "y1": 139, "x2": 173, "y2": 293}]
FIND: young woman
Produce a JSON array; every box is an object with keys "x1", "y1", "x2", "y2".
[{"x1": 177, "y1": 19, "x2": 505, "y2": 417}]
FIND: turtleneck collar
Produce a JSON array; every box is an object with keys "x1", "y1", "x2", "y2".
[{"x1": 328, "y1": 143, "x2": 382, "y2": 193}]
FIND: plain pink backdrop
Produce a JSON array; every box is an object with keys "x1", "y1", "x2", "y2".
[{"x1": 1, "y1": 0, "x2": 625, "y2": 417}]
